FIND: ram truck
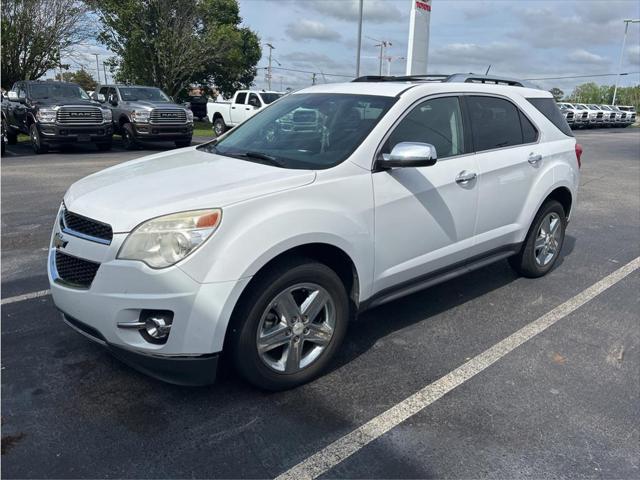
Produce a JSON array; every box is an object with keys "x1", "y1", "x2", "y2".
[{"x1": 207, "y1": 90, "x2": 283, "y2": 135}]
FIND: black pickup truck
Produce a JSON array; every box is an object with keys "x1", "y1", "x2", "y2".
[{"x1": 1, "y1": 80, "x2": 113, "y2": 154}]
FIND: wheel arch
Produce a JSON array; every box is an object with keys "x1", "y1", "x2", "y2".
[{"x1": 545, "y1": 186, "x2": 573, "y2": 218}]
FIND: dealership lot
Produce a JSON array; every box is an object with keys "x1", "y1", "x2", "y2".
[{"x1": 2, "y1": 129, "x2": 639, "y2": 478}]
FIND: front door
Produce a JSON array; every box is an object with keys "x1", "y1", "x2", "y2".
[{"x1": 372, "y1": 95, "x2": 479, "y2": 294}]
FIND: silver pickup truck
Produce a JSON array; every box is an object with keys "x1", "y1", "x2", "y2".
[{"x1": 94, "y1": 84, "x2": 193, "y2": 149}]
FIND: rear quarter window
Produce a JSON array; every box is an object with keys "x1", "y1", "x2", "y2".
[{"x1": 527, "y1": 97, "x2": 574, "y2": 137}]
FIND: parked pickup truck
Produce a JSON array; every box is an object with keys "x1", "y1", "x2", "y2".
[
  {"x1": 2, "y1": 80, "x2": 113, "y2": 154},
  {"x1": 94, "y1": 84, "x2": 193, "y2": 149},
  {"x1": 616, "y1": 105, "x2": 636, "y2": 126},
  {"x1": 207, "y1": 90, "x2": 283, "y2": 135}
]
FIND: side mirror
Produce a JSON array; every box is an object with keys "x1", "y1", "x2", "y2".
[
  {"x1": 8, "y1": 91, "x2": 20, "y2": 102},
  {"x1": 108, "y1": 94, "x2": 118, "y2": 106},
  {"x1": 97, "y1": 93, "x2": 106, "y2": 103},
  {"x1": 379, "y1": 142, "x2": 438, "y2": 168}
]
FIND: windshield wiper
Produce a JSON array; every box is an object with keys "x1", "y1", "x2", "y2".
[{"x1": 242, "y1": 151, "x2": 284, "y2": 167}]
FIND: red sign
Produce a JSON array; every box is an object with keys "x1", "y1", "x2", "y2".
[{"x1": 416, "y1": 0, "x2": 431, "y2": 12}]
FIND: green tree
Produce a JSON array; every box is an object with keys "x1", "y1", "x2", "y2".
[
  {"x1": 91, "y1": 0, "x2": 261, "y2": 97},
  {"x1": 55, "y1": 68, "x2": 97, "y2": 91},
  {"x1": 549, "y1": 88, "x2": 564, "y2": 101},
  {"x1": 1, "y1": 0, "x2": 90, "y2": 90}
]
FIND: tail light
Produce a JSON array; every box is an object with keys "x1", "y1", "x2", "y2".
[{"x1": 575, "y1": 143, "x2": 583, "y2": 169}]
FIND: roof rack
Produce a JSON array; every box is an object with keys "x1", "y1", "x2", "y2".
[{"x1": 352, "y1": 73, "x2": 535, "y2": 88}]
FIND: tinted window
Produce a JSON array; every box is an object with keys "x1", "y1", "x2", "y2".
[
  {"x1": 527, "y1": 97, "x2": 574, "y2": 137},
  {"x1": 99, "y1": 86, "x2": 109, "y2": 96},
  {"x1": 119, "y1": 87, "x2": 170, "y2": 102},
  {"x1": 29, "y1": 83, "x2": 89, "y2": 100},
  {"x1": 235, "y1": 92, "x2": 247, "y2": 104},
  {"x1": 520, "y1": 111, "x2": 539, "y2": 143},
  {"x1": 248, "y1": 93, "x2": 261, "y2": 107},
  {"x1": 467, "y1": 96, "x2": 525, "y2": 150},
  {"x1": 383, "y1": 96, "x2": 465, "y2": 159},
  {"x1": 260, "y1": 93, "x2": 283, "y2": 104}
]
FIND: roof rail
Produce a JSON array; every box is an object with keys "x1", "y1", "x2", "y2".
[{"x1": 352, "y1": 73, "x2": 536, "y2": 88}]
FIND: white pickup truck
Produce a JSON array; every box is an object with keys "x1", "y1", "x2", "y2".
[{"x1": 207, "y1": 90, "x2": 283, "y2": 135}]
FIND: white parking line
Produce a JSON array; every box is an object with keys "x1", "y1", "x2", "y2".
[
  {"x1": 1, "y1": 289, "x2": 51, "y2": 305},
  {"x1": 275, "y1": 256, "x2": 640, "y2": 480}
]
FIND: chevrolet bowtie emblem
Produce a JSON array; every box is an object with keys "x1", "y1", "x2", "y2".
[{"x1": 54, "y1": 232, "x2": 68, "y2": 249}]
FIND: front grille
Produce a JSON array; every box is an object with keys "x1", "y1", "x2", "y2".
[
  {"x1": 582, "y1": 112, "x2": 588, "y2": 119},
  {"x1": 62, "y1": 208, "x2": 113, "y2": 243},
  {"x1": 57, "y1": 106, "x2": 103, "y2": 125},
  {"x1": 597, "y1": 112, "x2": 603, "y2": 119},
  {"x1": 55, "y1": 251, "x2": 100, "y2": 288},
  {"x1": 621, "y1": 113, "x2": 627, "y2": 119},
  {"x1": 566, "y1": 112, "x2": 574, "y2": 120},
  {"x1": 150, "y1": 109, "x2": 187, "y2": 124}
]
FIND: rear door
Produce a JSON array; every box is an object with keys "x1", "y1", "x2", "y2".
[
  {"x1": 230, "y1": 91, "x2": 247, "y2": 124},
  {"x1": 466, "y1": 95, "x2": 541, "y2": 253}
]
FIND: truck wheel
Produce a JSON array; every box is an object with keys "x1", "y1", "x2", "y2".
[
  {"x1": 509, "y1": 200, "x2": 566, "y2": 278},
  {"x1": 230, "y1": 257, "x2": 349, "y2": 391},
  {"x1": 29, "y1": 124, "x2": 49, "y2": 154},
  {"x1": 96, "y1": 142, "x2": 112, "y2": 151},
  {"x1": 213, "y1": 118, "x2": 227, "y2": 136},
  {"x1": 174, "y1": 138, "x2": 192, "y2": 148},
  {"x1": 121, "y1": 123, "x2": 138, "y2": 150}
]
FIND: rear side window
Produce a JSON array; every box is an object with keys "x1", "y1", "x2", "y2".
[
  {"x1": 527, "y1": 97, "x2": 574, "y2": 137},
  {"x1": 467, "y1": 96, "x2": 532, "y2": 151}
]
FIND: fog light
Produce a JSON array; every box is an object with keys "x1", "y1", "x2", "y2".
[{"x1": 140, "y1": 310, "x2": 173, "y2": 344}]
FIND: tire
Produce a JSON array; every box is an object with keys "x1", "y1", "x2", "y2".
[
  {"x1": 213, "y1": 117, "x2": 227, "y2": 136},
  {"x1": 229, "y1": 257, "x2": 349, "y2": 390},
  {"x1": 29, "y1": 123, "x2": 49, "y2": 154},
  {"x1": 175, "y1": 138, "x2": 192, "y2": 148},
  {"x1": 509, "y1": 199, "x2": 566, "y2": 278},
  {"x1": 96, "y1": 142, "x2": 112, "y2": 151},
  {"x1": 121, "y1": 123, "x2": 137, "y2": 150}
]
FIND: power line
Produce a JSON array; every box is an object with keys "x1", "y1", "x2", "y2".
[
  {"x1": 525, "y1": 72, "x2": 640, "y2": 81},
  {"x1": 260, "y1": 66, "x2": 353, "y2": 79}
]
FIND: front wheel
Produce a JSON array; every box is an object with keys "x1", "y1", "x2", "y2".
[
  {"x1": 230, "y1": 258, "x2": 349, "y2": 390},
  {"x1": 509, "y1": 200, "x2": 566, "y2": 278},
  {"x1": 29, "y1": 124, "x2": 49, "y2": 154},
  {"x1": 121, "y1": 123, "x2": 138, "y2": 150}
]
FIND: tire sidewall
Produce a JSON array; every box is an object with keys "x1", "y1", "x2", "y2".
[
  {"x1": 232, "y1": 261, "x2": 349, "y2": 390},
  {"x1": 522, "y1": 200, "x2": 566, "y2": 276},
  {"x1": 29, "y1": 124, "x2": 47, "y2": 153},
  {"x1": 213, "y1": 118, "x2": 225, "y2": 136},
  {"x1": 122, "y1": 123, "x2": 136, "y2": 149}
]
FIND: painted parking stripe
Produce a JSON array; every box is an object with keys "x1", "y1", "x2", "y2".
[
  {"x1": 1, "y1": 289, "x2": 51, "y2": 305},
  {"x1": 275, "y1": 256, "x2": 640, "y2": 480}
]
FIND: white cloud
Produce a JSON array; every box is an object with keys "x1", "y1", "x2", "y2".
[
  {"x1": 567, "y1": 49, "x2": 609, "y2": 66},
  {"x1": 285, "y1": 19, "x2": 341, "y2": 42}
]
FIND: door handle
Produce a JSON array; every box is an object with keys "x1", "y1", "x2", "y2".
[
  {"x1": 245, "y1": 107, "x2": 250, "y2": 110},
  {"x1": 528, "y1": 153, "x2": 543, "y2": 165},
  {"x1": 231, "y1": 106, "x2": 236, "y2": 109},
  {"x1": 455, "y1": 171, "x2": 477, "y2": 185}
]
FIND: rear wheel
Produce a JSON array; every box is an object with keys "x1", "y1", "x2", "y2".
[
  {"x1": 213, "y1": 117, "x2": 227, "y2": 136},
  {"x1": 121, "y1": 123, "x2": 137, "y2": 150},
  {"x1": 230, "y1": 258, "x2": 349, "y2": 390},
  {"x1": 509, "y1": 200, "x2": 566, "y2": 278},
  {"x1": 29, "y1": 123, "x2": 49, "y2": 154}
]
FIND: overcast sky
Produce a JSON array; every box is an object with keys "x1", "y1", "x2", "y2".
[{"x1": 59, "y1": 0, "x2": 640, "y2": 95}]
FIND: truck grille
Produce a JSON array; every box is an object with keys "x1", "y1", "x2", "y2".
[
  {"x1": 150, "y1": 109, "x2": 187, "y2": 124},
  {"x1": 621, "y1": 113, "x2": 627, "y2": 120},
  {"x1": 609, "y1": 113, "x2": 616, "y2": 120},
  {"x1": 566, "y1": 112, "x2": 574, "y2": 120},
  {"x1": 582, "y1": 112, "x2": 588, "y2": 119},
  {"x1": 596, "y1": 112, "x2": 603, "y2": 119},
  {"x1": 56, "y1": 106, "x2": 103, "y2": 125},
  {"x1": 61, "y1": 208, "x2": 113, "y2": 244},
  {"x1": 55, "y1": 251, "x2": 100, "y2": 288}
]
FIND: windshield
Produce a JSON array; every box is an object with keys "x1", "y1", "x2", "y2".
[
  {"x1": 588, "y1": 105, "x2": 600, "y2": 110},
  {"x1": 29, "y1": 83, "x2": 89, "y2": 100},
  {"x1": 119, "y1": 87, "x2": 170, "y2": 102},
  {"x1": 198, "y1": 93, "x2": 396, "y2": 170},
  {"x1": 260, "y1": 93, "x2": 283, "y2": 104}
]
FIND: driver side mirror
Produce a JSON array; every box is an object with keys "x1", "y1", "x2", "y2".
[
  {"x1": 8, "y1": 91, "x2": 25, "y2": 103},
  {"x1": 96, "y1": 93, "x2": 106, "y2": 103},
  {"x1": 108, "y1": 94, "x2": 118, "y2": 106},
  {"x1": 379, "y1": 142, "x2": 438, "y2": 168}
]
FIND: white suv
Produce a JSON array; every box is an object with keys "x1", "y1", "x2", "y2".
[{"x1": 48, "y1": 74, "x2": 581, "y2": 390}]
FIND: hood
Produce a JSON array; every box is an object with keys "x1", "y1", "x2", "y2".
[
  {"x1": 126, "y1": 100, "x2": 185, "y2": 110},
  {"x1": 34, "y1": 98, "x2": 100, "y2": 108},
  {"x1": 64, "y1": 148, "x2": 316, "y2": 232}
]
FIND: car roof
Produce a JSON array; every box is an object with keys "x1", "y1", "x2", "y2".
[{"x1": 295, "y1": 81, "x2": 552, "y2": 99}]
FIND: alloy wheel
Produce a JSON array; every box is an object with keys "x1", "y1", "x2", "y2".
[
  {"x1": 256, "y1": 283, "x2": 336, "y2": 374},
  {"x1": 534, "y1": 212, "x2": 561, "y2": 266}
]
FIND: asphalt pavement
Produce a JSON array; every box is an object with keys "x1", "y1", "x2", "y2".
[{"x1": 1, "y1": 129, "x2": 639, "y2": 478}]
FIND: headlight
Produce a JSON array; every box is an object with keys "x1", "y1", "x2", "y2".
[
  {"x1": 186, "y1": 109, "x2": 194, "y2": 123},
  {"x1": 102, "y1": 108, "x2": 112, "y2": 122},
  {"x1": 131, "y1": 110, "x2": 150, "y2": 123},
  {"x1": 37, "y1": 108, "x2": 57, "y2": 123},
  {"x1": 117, "y1": 209, "x2": 222, "y2": 268}
]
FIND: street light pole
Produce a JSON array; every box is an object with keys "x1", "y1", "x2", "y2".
[
  {"x1": 355, "y1": 0, "x2": 363, "y2": 77},
  {"x1": 95, "y1": 54, "x2": 101, "y2": 84},
  {"x1": 612, "y1": 19, "x2": 639, "y2": 106},
  {"x1": 265, "y1": 43, "x2": 275, "y2": 90}
]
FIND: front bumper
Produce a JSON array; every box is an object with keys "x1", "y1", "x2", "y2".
[
  {"x1": 39, "y1": 123, "x2": 113, "y2": 143},
  {"x1": 62, "y1": 312, "x2": 219, "y2": 385},
  {"x1": 132, "y1": 123, "x2": 193, "y2": 141}
]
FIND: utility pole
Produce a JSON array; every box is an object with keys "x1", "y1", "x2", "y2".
[
  {"x1": 95, "y1": 54, "x2": 101, "y2": 84},
  {"x1": 386, "y1": 56, "x2": 405, "y2": 76},
  {"x1": 355, "y1": 0, "x2": 363, "y2": 77},
  {"x1": 58, "y1": 46, "x2": 63, "y2": 81},
  {"x1": 368, "y1": 37, "x2": 392, "y2": 76},
  {"x1": 613, "y1": 19, "x2": 639, "y2": 105},
  {"x1": 103, "y1": 62, "x2": 108, "y2": 84},
  {"x1": 312, "y1": 73, "x2": 317, "y2": 85},
  {"x1": 265, "y1": 43, "x2": 275, "y2": 90}
]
